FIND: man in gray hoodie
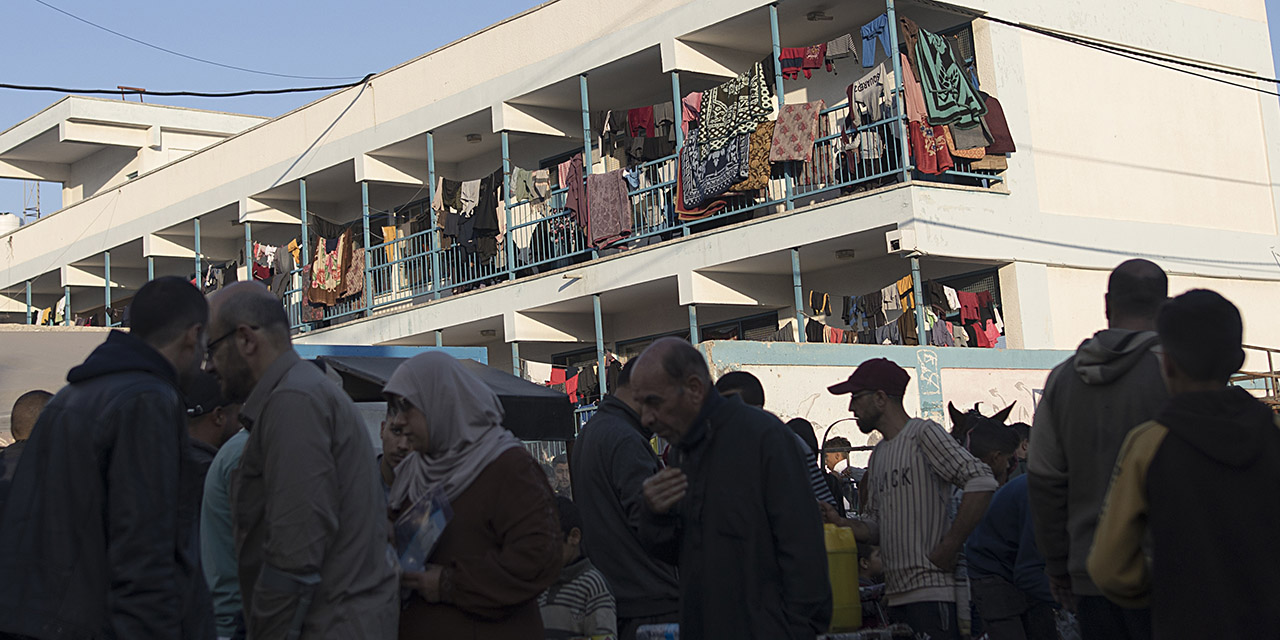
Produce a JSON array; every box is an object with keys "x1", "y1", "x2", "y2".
[{"x1": 1028, "y1": 259, "x2": 1167, "y2": 639}]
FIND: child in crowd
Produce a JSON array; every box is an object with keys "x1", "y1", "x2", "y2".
[
  {"x1": 538, "y1": 497, "x2": 617, "y2": 639},
  {"x1": 858, "y1": 544, "x2": 888, "y2": 628}
]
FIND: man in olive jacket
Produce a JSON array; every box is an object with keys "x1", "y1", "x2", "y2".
[{"x1": 634, "y1": 338, "x2": 832, "y2": 639}]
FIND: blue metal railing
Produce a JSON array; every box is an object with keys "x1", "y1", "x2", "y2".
[{"x1": 287, "y1": 108, "x2": 1005, "y2": 331}]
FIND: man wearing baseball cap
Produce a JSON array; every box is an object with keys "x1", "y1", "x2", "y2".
[{"x1": 824, "y1": 358, "x2": 997, "y2": 640}]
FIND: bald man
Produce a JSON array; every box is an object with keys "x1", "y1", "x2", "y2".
[
  {"x1": 633, "y1": 337, "x2": 831, "y2": 639},
  {"x1": 0, "y1": 390, "x2": 52, "y2": 500},
  {"x1": 205, "y1": 282, "x2": 397, "y2": 639}
]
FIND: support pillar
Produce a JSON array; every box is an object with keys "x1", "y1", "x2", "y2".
[
  {"x1": 299, "y1": 178, "x2": 310, "y2": 269},
  {"x1": 579, "y1": 75, "x2": 593, "y2": 169},
  {"x1": 103, "y1": 250, "x2": 111, "y2": 325},
  {"x1": 593, "y1": 293, "x2": 607, "y2": 397},
  {"x1": 25, "y1": 280, "x2": 31, "y2": 325},
  {"x1": 148, "y1": 256, "x2": 154, "y2": 281},
  {"x1": 501, "y1": 130, "x2": 515, "y2": 280},
  {"x1": 791, "y1": 248, "x2": 805, "y2": 343},
  {"x1": 886, "y1": 0, "x2": 913, "y2": 182},
  {"x1": 361, "y1": 181, "x2": 373, "y2": 312},
  {"x1": 770, "y1": 3, "x2": 794, "y2": 211},
  {"x1": 511, "y1": 341, "x2": 521, "y2": 378},
  {"x1": 63, "y1": 285, "x2": 70, "y2": 326},
  {"x1": 194, "y1": 217, "x2": 202, "y2": 279},
  {"x1": 434, "y1": 330, "x2": 443, "y2": 347},
  {"x1": 670, "y1": 71, "x2": 684, "y2": 148},
  {"x1": 911, "y1": 255, "x2": 928, "y2": 346},
  {"x1": 689, "y1": 304, "x2": 700, "y2": 344},
  {"x1": 427, "y1": 132, "x2": 443, "y2": 299},
  {"x1": 244, "y1": 221, "x2": 253, "y2": 281}
]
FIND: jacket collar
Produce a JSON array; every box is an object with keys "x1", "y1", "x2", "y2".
[
  {"x1": 677, "y1": 390, "x2": 726, "y2": 452},
  {"x1": 239, "y1": 349, "x2": 303, "y2": 431},
  {"x1": 598, "y1": 394, "x2": 650, "y2": 439}
]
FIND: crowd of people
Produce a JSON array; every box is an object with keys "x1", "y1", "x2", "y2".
[{"x1": 0, "y1": 258, "x2": 1276, "y2": 640}]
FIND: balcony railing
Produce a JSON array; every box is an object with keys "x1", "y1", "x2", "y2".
[{"x1": 288, "y1": 107, "x2": 1004, "y2": 331}]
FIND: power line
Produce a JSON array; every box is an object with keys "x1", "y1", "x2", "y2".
[
  {"x1": 30, "y1": 0, "x2": 365, "y2": 82},
  {"x1": 0, "y1": 75, "x2": 373, "y2": 97}
]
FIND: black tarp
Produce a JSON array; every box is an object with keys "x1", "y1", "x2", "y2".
[{"x1": 318, "y1": 355, "x2": 575, "y2": 441}]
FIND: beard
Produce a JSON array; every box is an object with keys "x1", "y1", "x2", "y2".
[
  {"x1": 856, "y1": 409, "x2": 881, "y2": 434},
  {"x1": 218, "y1": 352, "x2": 257, "y2": 404}
]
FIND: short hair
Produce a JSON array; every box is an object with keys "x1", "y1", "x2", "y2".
[
  {"x1": 858, "y1": 543, "x2": 878, "y2": 561},
  {"x1": 10, "y1": 389, "x2": 53, "y2": 440},
  {"x1": 1158, "y1": 289, "x2": 1245, "y2": 382},
  {"x1": 964, "y1": 417, "x2": 1021, "y2": 460},
  {"x1": 1107, "y1": 259, "x2": 1168, "y2": 319},
  {"x1": 552, "y1": 453, "x2": 568, "y2": 467},
  {"x1": 214, "y1": 288, "x2": 290, "y2": 341},
  {"x1": 1011, "y1": 422, "x2": 1031, "y2": 443},
  {"x1": 128, "y1": 276, "x2": 208, "y2": 346},
  {"x1": 787, "y1": 418, "x2": 819, "y2": 457},
  {"x1": 824, "y1": 436, "x2": 852, "y2": 455},
  {"x1": 617, "y1": 357, "x2": 636, "y2": 388},
  {"x1": 715, "y1": 371, "x2": 766, "y2": 407},
  {"x1": 555, "y1": 496, "x2": 581, "y2": 537},
  {"x1": 652, "y1": 339, "x2": 710, "y2": 384}
]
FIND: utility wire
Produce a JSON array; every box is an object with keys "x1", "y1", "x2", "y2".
[
  {"x1": 0, "y1": 75, "x2": 374, "y2": 97},
  {"x1": 30, "y1": 0, "x2": 365, "y2": 81}
]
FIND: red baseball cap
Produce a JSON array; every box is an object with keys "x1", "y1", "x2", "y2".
[{"x1": 828, "y1": 358, "x2": 910, "y2": 397}]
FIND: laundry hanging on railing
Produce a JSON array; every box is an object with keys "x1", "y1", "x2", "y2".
[
  {"x1": 898, "y1": 16, "x2": 987, "y2": 130},
  {"x1": 680, "y1": 128, "x2": 750, "y2": 210},
  {"x1": 586, "y1": 169, "x2": 632, "y2": 249},
  {"x1": 696, "y1": 61, "x2": 773, "y2": 158},
  {"x1": 728, "y1": 120, "x2": 775, "y2": 192},
  {"x1": 770, "y1": 100, "x2": 826, "y2": 163},
  {"x1": 861, "y1": 13, "x2": 893, "y2": 68},
  {"x1": 825, "y1": 33, "x2": 858, "y2": 72},
  {"x1": 844, "y1": 62, "x2": 895, "y2": 163}
]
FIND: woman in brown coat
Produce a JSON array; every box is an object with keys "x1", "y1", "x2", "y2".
[{"x1": 384, "y1": 351, "x2": 562, "y2": 639}]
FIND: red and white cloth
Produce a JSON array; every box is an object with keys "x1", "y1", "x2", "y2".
[{"x1": 769, "y1": 100, "x2": 826, "y2": 162}]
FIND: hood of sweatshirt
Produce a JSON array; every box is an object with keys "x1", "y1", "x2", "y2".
[
  {"x1": 1158, "y1": 386, "x2": 1276, "y2": 468},
  {"x1": 67, "y1": 329, "x2": 179, "y2": 386},
  {"x1": 1074, "y1": 329, "x2": 1160, "y2": 386}
]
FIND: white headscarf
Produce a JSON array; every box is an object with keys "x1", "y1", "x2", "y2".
[{"x1": 384, "y1": 351, "x2": 523, "y2": 507}]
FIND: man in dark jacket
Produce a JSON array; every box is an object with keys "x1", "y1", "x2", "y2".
[
  {"x1": 1028, "y1": 259, "x2": 1167, "y2": 639},
  {"x1": 1089, "y1": 290, "x2": 1280, "y2": 640},
  {"x1": 635, "y1": 338, "x2": 832, "y2": 639},
  {"x1": 572, "y1": 359, "x2": 680, "y2": 640},
  {"x1": 0, "y1": 276, "x2": 215, "y2": 640}
]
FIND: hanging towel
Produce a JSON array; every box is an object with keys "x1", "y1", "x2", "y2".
[
  {"x1": 586, "y1": 169, "x2": 632, "y2": 249},
  {"x1": 860, "y1": 14, "x2": 892, "y2": 67},
  {"x1": 730, "y1": 120, "x2": 775, "y2": 192},
  {"x1": 561, "y1": 154, "x2": 588, "y2": 233},
  {"x1": 697, "y1": 61, "x2": 773, "y2": 156},
  {"x1": 681, "y1": 92, "x2": 703, "y2": 138},
  {"x1": 944, "y1": 126, "x2": 987, "y2": 160},
  {"x1": 980, "y1": 93, "x2": 1016, "y2": 154},
  {"x1": 914, "y1": 27, "x2": 988, "y2": 128},
  {"x1": 770, "y1": 100, "x2": 826, "y2": 162},
  {"x1": 628, "y1": 106, "x2": 655, "y2": 138},
  {"x1": 680, "y1": 129, "x2": 750, "y2": 210}
]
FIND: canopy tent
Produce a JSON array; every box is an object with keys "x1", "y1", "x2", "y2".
[{"x1": 318, "y1": 355, "x2": 575, "y2": 442}]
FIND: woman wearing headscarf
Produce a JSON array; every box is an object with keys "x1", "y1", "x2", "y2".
[{"x1": 384, "y1": 351, "x2": 562, "y2": 639}]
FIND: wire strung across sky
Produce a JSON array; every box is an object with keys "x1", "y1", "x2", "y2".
[{"x1": 29, "y1": 0, "x2": 367, "y2": 82}]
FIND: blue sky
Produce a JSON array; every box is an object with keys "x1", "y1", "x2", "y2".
[{"x1": 2, "y1": 0, "x2": 1280, "y2": 216}]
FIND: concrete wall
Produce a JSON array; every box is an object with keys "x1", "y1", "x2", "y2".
[
  {"x1": 699, "y1": 340, "x2": 1070, "y2": 466},
  {"x1": 0, "y1": 326, "x2": 110, "y2": 443}
]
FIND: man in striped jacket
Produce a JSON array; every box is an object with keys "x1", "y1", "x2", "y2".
[{"x1": 824, "y1": 358, "x2": 997, "y2": 640}]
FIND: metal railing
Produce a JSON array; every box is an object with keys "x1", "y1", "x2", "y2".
[{"x1": 288, "y1": 108, "x2": 1004, "y2": 331}]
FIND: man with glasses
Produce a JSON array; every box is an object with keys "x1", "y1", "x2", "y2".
[
  {"x1": 205, "y1": 281, "x2": 398, "y2": 639},
  {"x1": 823, "y1": 358, "x2": 997, "y2": 640},
  {"x1": 0, "y1": 276, "x2": 215, "y2": 639}
]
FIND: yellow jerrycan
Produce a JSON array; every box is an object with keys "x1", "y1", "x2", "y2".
[{"x1": 824, "y1": 523, "x2": 862, "y2": 632}]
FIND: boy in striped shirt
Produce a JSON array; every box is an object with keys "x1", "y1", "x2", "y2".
[
  {"x1": 823, "y1": 358, "x2": 997, "y2": 640},
  {"x1": 539, "y1": 497, "x2": 617, "y2": 639}
]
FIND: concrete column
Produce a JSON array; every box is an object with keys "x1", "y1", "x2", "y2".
[
  {"x1": 593, "y1": 293, "x2": 607, "y2": 397},
  {"x1": 997, "y1": 262, "x2": 1055, "y2": 349},
  {"x1": 791, "y1": 248, "x2": 805, "y2": 343}
]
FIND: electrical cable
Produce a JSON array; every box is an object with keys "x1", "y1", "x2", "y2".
[
  {"x1": 0, "y1": 75, "x2": 374, "y2": 97},
  {"x1": 30, "y1": 0, "x2": 365, "y2": 81}
]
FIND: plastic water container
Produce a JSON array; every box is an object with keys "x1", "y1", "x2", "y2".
[{"x1": 825, "y1": 523, "x2": 862, "y2": 632}]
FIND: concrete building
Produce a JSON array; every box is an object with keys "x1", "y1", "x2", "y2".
[{"x1": 1, "y1": 0, "x2": 1277, "y2": 441}]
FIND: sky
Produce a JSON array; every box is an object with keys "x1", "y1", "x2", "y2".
[
  {"x1": 1, "y1": 0, "x2": 1280, "y2": 216},
  {"x1": 0, "y1": 0, "x2": 542, "y2": 216}
]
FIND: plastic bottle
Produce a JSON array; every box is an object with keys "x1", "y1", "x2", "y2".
[{"x1": 824, "y1": 522, "x2": 862, "y2": 632}]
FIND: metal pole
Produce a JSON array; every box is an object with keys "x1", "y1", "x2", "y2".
[
  {"x1": 193, "y1": 217, "x2": 202, "y2": 280},
  {"x1": 361, "y1": 181, "x2": 373, "y2": 313},
  {"x1": 244, "y1": 221, "x2": 253, "y2": 281},
  {"x1": 689, "y1": 304, "x2": 700, "y2": 344},
  {"x1": 770, "y1": 3, "x2": 794, "y2": 212},
  {"x1": 579, "y1": 75, "x2": 593, "y2": 170},
  {"x1": 434, "y1": 330, "x2": 443, "y2": 347},
  {"x1": 593, "y1": 293, "x2": 607, "y2": 396},
  {"x1": 886, "y1": 0, "x2": 913, "y2": 183},
  {"x1": 511, "y1": 341, "x2": 521, "y2": 378},
  {"x1": 63, "y1": 285, "x2": 70, "y2": 327},
  {"x1": 791, "y1": 248, "x2": 805, "y2": 343},
  {"x1": 670, "y1": 71, "x2": 684, "y2": 148},
  {"x1": 911, "y1": 255, "x2": 928, "y2": 345},
  {"x1": 147, "y1": 256, "x2": 154, "y2": 282},
  {"x1": 103, "y1": 250, "x2": 111, "y2": 325},
  {"x1": 501, "y1": 130, "x2": 515, "y2": 281},
  {"x1": 25, "y1": 280, "x2": 31, "y2": 325},
  {"x1": 427, "y1": 132, "x2": 442, "y2": 300},
  {"x1": 299, "y1": 178, "x2": 310, "y2": 270}
]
